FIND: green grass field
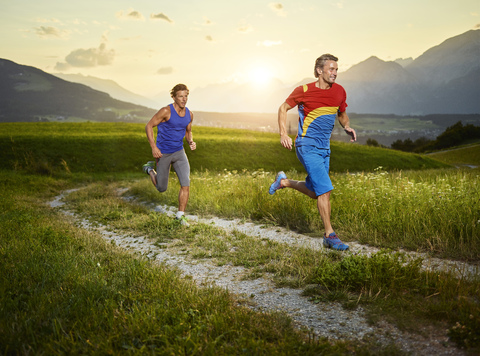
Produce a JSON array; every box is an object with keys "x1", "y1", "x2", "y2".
[
  {"x1": 0, "y1": 122, "x2": 448, "y2": 174},
  {"x1": 1, "y1": 122, "x2": 479, "y2": 354},
  {"x1": 427, "y1": 143, "x2": 480, "y2": 167}
]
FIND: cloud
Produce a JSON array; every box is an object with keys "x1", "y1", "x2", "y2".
[
  {"x1": 257, "y1": 40, "x2": 282, "y2": 47},
  {"x1": 53, "y1": 62, "x2": 71, "y2": 71},
  {"x1": 150, "y1": 12, "x2": 174, "y2": 23},
  {"x1": 203, "y1": 17, "x2": 213, "y2": 25},
  {"x1": 269, "y1": 3, "x2": 287, "y2": 17},
  {"x1": 116, "y1": 8, "x2": 145, "y2": 21},
  {"x1": 36, "y1": 18, "x2": 62, "y2": 24},
  {"x1": 238, "y1": 25, "x2": 253, "y2": 33},
  {"x1": 119, "y1": 35, "x2": 142, "y2": 41},
  {"x1": 34, "y1": 26, "x2": 70, "y2": 39},
  {"x1": 55, "y1": 43, "x2": 115, "y2": 70},
  {"x1": 156, "y1": 66, "x2": 173, "y2": 75}
]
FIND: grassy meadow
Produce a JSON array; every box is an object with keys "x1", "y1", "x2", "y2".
[
  {"x1": 427, "y1": 143, "x2": 480, "y2": 167},
  {"x1": 1, "y1": 122, "x2": 479, "y2": 354}
]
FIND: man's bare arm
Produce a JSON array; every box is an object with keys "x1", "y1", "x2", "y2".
[
  {"x1": 185, "y1": 111, "x2": 196, "y2": 150},
  {"x1": 338, "y1": 111, "x2": 357, "y2": 142},
  {"x1": 278, "y1": 102, "x2": 293, "y2": 150},
  {"x1": 145, "y1": 106, "x2": 170, "y2": 158}
]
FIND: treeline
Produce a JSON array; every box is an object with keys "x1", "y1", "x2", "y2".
[{"x1": 367, "y1": 121, "x2": 480, "y2": 152}]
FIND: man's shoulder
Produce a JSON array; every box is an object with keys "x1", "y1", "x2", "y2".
[
  {"x1": 155, "y1": 104, "x2": 172, "y2": 121},
  {"x1": 161, "y1": 104, "x2": 172, "y2": 114},
  {"x1": 298, "y1": 81, "x2": 317, "y2": 91},
  {"x1": 332, "y1": 82, "x2": 346, "y2": 92}
]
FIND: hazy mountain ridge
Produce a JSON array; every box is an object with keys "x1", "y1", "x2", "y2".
[
  {"x1": 1, "y1": 29, "x2": 479, "y2": 120},
  {"x1": 336, "y1": 30, "x2": 480, "y2": 115},
  {"x1": 190, "y1": 29, "x2": 480, "y2": 115},
  {"x1": 51, "y1": 73, "x2": 159, "y2": 109},
  {"x1": 406, "y1": 30, "x2": 480, "y2": 87},
  {"x1": 0, "y1": 59, "x2": 155, "y2": 122}
]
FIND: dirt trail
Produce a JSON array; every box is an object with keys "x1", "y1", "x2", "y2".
[{"x1": 48, "y1": 189, "x2": 474, "y2": 355}]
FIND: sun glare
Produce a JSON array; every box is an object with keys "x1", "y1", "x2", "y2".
[{"x1": 248, "y1": 67, "x2": 273, "y2": 87}]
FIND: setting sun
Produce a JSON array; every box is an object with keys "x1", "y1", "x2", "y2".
[{"x1": 248, "y1": 67, "x2": 273, "y2": 87}]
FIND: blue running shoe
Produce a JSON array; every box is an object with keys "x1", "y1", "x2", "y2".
[
  {"x1": 269, "y1": 171, "x2": 287, "y2": 195},
  {"x1": 323, "y1": 232, "x2": 349, "y2": 251}
]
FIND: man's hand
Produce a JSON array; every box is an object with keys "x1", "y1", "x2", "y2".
[
  {"x1": 188, "y1": 141, "x2": 196, "y2": 151},
  {"x1": 344, "y1": 127, "x2": 357, "y2": 142},
  {"x1": 280, "y1": 134, "x2": 293, "y2": 150},
  {"x1": 152, "y1": 146, "x2": 162, "y2": 158}
]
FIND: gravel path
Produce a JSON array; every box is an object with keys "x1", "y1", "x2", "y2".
[{"x1": 48, "y1": 190, "x2": 473, "y2": 355}]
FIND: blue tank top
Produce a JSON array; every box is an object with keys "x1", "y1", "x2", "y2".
[{"x1": 156, "y1": 104, "x2": 191, "y2": 154}]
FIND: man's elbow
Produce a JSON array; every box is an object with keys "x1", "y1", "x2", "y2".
[{"x1": 278, "y1": 102, "x2": 289, "y2": 114}]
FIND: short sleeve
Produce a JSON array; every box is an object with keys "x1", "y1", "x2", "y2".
[{"x1": 285, "y1": 85, "x2": 305, "y2": 108}]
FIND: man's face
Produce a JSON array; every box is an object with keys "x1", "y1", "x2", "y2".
[
  {"x1": 318, "y1": 60, "x2": 338, "y2": 85},
  {"x1": 173, "y1": 90, "x2": 189, "y2": 108}
]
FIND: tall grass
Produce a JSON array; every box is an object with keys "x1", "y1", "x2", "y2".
[
  {"x1": 130, "y1": 167, "x2": 480, "y2": 261},
  {"x1": 333, "y1": 168, "x2": 480, "y2": 259}
]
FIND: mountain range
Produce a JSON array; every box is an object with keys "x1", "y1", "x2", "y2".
[
  {"x1": 0, "y1": 29, "x2": 479, "y2": 121},
  {"x1": 0, "y1": 58, "x2": 155, "y2": 122},
  {"x1": 51, "y1": 73, "x2": 159, "y2": 109},
  {"x1": 188, "y1": 29, "x2": 480, "y2": 115},
  {"x1": 341, "y1": 29, "x2": 480, "y2": 114}
]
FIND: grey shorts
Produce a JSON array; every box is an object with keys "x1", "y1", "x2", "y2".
[{"x1": 155, "y1": 148, "x2": 190, "y2": 192}]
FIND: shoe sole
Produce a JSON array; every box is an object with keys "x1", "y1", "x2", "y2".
[
  {"x1": 269, "y1": 172, "x2": 287, "y2": 195},
  {"x1": 323, "y1": 240, "x2": 349, "y2": 251}
]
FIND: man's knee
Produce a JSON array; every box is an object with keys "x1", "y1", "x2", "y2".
[
  {"x1": 317, "y1": 190, "x2": 331, "y2": 200},
  {"x1": 156, "y1": 184, "x2": 168, "y2": 193}
]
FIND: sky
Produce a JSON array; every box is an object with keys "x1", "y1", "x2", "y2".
[{"x1": 1, "y1": 0, "x2": 479, "y2": 99}]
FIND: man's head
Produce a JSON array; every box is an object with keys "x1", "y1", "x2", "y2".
[
  {"x1": 170, "y1": 84, "x2": 189, "y2": 109},
  {"x1": 314, "y1": 54, "x2": 338, "y2": 77},
  {"x1": 314, "y1": 54, "x2": 339, "y2": 86},
  {"x1": 170, "y1": 84, "x2": 189, "y2": 98}
]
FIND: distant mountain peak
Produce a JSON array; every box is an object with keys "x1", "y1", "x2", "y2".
[
  {"x1": 51, "y1": 72, "x2": 158, "y2": 109},
  {"x1": 406, "y1": 29, "x2": 480, "y2": 86}
]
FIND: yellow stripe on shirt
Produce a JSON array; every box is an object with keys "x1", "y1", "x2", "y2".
[{"x1": 300, "y1": 106, "x2": 339, "y2": 138}]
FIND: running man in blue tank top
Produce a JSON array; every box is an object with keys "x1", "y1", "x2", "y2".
[{"x1": 143, "y1": 84, "x2": 196, "y2": 226}]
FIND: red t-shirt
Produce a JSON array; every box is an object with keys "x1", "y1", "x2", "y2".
[{"x1": 286, "y1": 82, "x2": 347, "y2": 149}]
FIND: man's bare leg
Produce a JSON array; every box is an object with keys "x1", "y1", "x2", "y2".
[
  {"x1": 281, "y1": 179, "x2": 333, "y2": 234},
  {"x1": 317, "y1": 191, "x2": 333, "y2": 236},
  {"x1": 148, "y1": 170, "x2": 157, "y2": 186},
  {"x1": 178, "y1": 186, "x2": 189, "y2": 212},
  {"x1": 280, "y1": 179, "x2": 317, "y2": 199}
]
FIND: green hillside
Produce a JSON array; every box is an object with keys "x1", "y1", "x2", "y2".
[
  {"x1": 427, "y1": 144, "x2": 480, "y2": 167},
  {"x1": 0, "y1": 122, "x2": 449, "y2": 175}
]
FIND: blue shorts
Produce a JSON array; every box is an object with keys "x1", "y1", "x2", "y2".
[{"x1": 296, "y1": 145, "x2": 333, "y2": 197}]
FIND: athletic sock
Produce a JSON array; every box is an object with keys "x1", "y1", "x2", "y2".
[{"x1": 176, "y1": 211, "x2": 185, "y2": 219}]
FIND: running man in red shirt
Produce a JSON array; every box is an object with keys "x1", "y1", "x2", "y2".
[{"x1": 269, "y1": 54, "x2": 356, "y2": 251}]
